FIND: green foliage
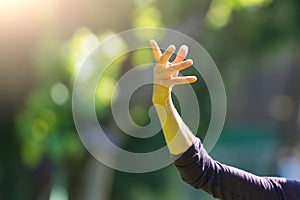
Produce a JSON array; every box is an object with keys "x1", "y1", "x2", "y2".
[{"x1": 10, "y1": 0, "x2": 300, "y2": 199}]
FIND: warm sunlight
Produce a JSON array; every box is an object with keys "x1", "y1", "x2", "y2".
[{"x1": 0, "y1": 0, "x2": 38, "y2": 10}]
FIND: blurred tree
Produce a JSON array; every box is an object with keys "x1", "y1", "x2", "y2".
[{"x1": 9, "y1": 0, "x2": 300, "y2": 200}]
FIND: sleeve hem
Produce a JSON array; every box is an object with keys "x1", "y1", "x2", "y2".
[{"x1": 170, "y1": 137, "x2": 201, "y2": 161}]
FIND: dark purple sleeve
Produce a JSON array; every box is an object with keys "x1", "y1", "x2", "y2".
[{"x1": 172, "y1": 138, "x2": 300, "y2": 200}]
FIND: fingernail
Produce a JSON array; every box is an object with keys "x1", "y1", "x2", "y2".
[
  {"x1": 189, "y1": 76, "x2": 197, "y2": 82},
  {"x1": 169, "y1": 45, "x2": 175, "y2": 51},
  {"x1": 186, "y1": 59, "x2": 193, "y2": 64},
  {"x1": 181, "y1": 45, "x2": 188, "y2": 50}
]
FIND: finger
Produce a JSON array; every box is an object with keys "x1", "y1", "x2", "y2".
[
  {"x1": 169, "y1": 76, "x2": 197, "y2": 86},
  {"x1": 149, "y1": 39, "x2": 162, "y2": 63},
  {"x1": 159, "y1": 45, "x2": 176, "y2": 66},
  {"x1": 169, "y1": 59, "x2": 193, "y2": 72},
  {"x1": 173, "y1": 45, "x2": 189, "y2": 64}
]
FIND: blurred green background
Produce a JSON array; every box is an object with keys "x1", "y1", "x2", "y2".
[{"x1": 1, "y1": 0, "x2": 300, "y2": 199}]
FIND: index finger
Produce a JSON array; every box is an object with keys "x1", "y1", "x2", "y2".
[{"x1": 149, "y1": 39, "x2": 162, "y2": 63}]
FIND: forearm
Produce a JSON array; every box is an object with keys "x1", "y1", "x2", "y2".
[
  {"x1": 154, "y1": 94, "x2": 197, "y2": 155},
  {"x1": 149, "y1": 39, "x2": 197, "y2": 155}
]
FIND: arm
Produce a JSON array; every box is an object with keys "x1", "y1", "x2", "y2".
[
  {"x1": 150, "y1": 40, "x2": 198, "y2": 155},
  {"x1": 150, "y1": 40, "x2": 300, "y2": 200}
]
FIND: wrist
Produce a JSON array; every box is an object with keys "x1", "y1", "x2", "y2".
[{"x1": 152, "y1": 84, "x2": 172, "y2": 105}]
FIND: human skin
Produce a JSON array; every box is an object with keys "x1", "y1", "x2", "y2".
[{"x1": 150, "y1": 39, "x2": 198, "y2": 155}]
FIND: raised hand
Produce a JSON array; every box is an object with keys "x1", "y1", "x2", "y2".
[{"x1": 150, "y1": 40, "x2": 197, "y2": 105}]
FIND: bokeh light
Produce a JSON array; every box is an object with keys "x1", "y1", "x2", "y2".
[
  {"x1": 50, "y1": 82, "x2": 69, "y2": 105},
  {"x1": 269, "y1": 94, "x2": 296, "y2": 121}
]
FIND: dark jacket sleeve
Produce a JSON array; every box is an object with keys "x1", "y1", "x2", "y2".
[{"x1": 172, "y1": 138, "x2": 300, "y2": 200}]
